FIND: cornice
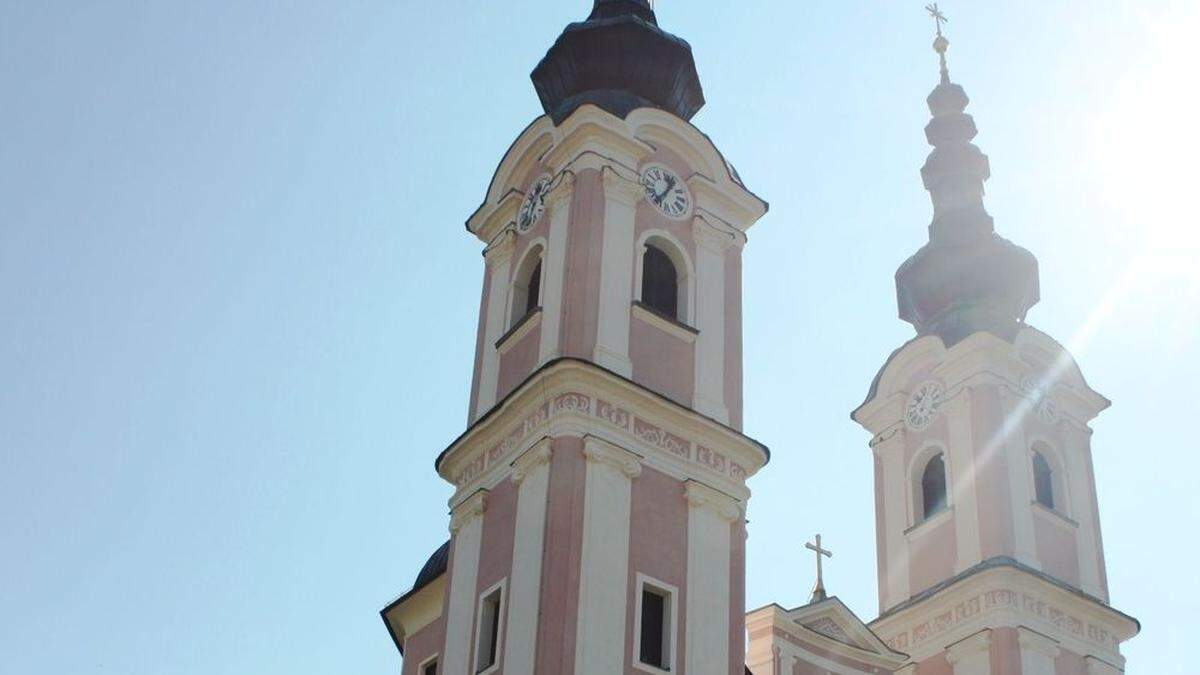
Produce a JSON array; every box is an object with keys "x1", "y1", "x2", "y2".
[
  {"x1": 692, "y1": 214, "x2": 738, "y2": 252},
  {"x1": 510, "y1": 438, "x2": 553, "y2": 485},
  {"x1": 945, "y1": 629, "x2": 991, "y2": 665},
  {"x1": 483, "y1": 229, "x2": 517, "y2": 267},
  {"x1": 436, "y1": 358, "x2": 768, "y2": 503},
  {"x1": 601, "y1": 164, "x2": 646, "y2": 206},
  {"x1": 683, "y1": 480, "x2": 741, "y2": 522},
  {"x1": 448, "y1": 489, "x2": 488, "y2": 533},
  {"x1": 688, "y1": 172, "x2": 768, "y2": 232},
  {"x1": 583, "y1": 436, "x2": 643, "y2": 478}
]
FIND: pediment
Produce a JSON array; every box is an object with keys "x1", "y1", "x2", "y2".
[{"x1": 783, "y1": 597, "x2": 908, "y2": 665}]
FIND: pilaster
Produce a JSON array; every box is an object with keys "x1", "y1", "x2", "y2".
[
  {"x1": 538, "y1": 174, "x2": 575, "y2": 365},
  {"x1": 574, "y1": 436, "x2": 641, "y2": 675},
  {"x1": 1065, "y1": 423, "x2": 1105, "y2": 599},
  {"x1": 875, "y1": 431, "x2": 911, "y2": 611},
  {"x1": 441, "y1": 489, "x2": 489, "y2": 675},
  {"x1": 1085, "y1": 655, "x2": 1124, "y2": 675},
  {"x1": 691, "y1": 216, "x2": 734, "y2": 424},
  {"x1": 593, "y1": 167, "x2": 642, "y2": 377},
  {"x1": 502, "y1": 440, "x2": 554, "y2": 675},
  {"x1": 999, "y1": 386, "x2": 1042, "y2": 569},
  {"x1": 1017, "y1": 627, "x2": 1060, "y2": 675},
  {"x1": 476, "y1": 231, "x2": 517, "y2": 419},
  {"x1": 683, "y1": 480, "x2": 740, "y2": 675},
  {"x1": 943, "y1": 390, "x2": 983, "y2": 572},
  {"x1": 945, "y1": 629, "x2": 992, "y2": 675}
]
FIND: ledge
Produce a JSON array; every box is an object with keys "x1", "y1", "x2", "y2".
[
  {"x1": 904, "y1": 505, "x2": 953, "y2": 537},
  {"x1": 1032, "y1": 500, "x2": 1078, "y2": 529},
  {"x1": 632, "y1": 301, "x2": 699, "y2": 343},
  {"x1": 496, "y1": 307, "x2": 542, "y2": 353}
]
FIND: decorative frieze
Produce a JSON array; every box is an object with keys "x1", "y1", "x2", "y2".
[{"x1": 450, "y1": 390, "x2": 751, "y2": 488}]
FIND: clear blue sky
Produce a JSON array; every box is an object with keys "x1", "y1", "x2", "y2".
[{"x1": 2, "y1": 1, "x2": 1196, "y2": 673}]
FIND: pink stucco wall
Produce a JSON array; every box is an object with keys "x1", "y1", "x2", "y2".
[
  {"x1": 724, "y1": 247, "x2": 744, "y2": 430},
  {"x1": 469, "y1": 267, "x2": 492, "y2": 420},
  {"x1": 908, "y1": 515, "x2": 956, "y2": 597},
  {"x1": 535, "y1": 436, "x2": 587, "y2": 674},
  {"x1": 496, "y1": 325, "x2": 540, "y2": 402},
  {"x1": 971, "y1": 386, "x2": 1017, "y2": 559},
  {"x1": 629, "y1": 313, "x2": 695, "y2": 408},
  {"x1": 400, "y1": 615, "x2": 446, "y2": 675},
  {"x1": 473, "y1": 477, "x2": 517, "y2": 672},
  {"x1": 561, "y1": 169, "x2": 605, "y2": 361},
  {"x1": 624, "y1": 465, "x2": 689, "y2": 674},
  {"x1": 1034, "y1": 512, "x2": 1081, "y2": 588}
]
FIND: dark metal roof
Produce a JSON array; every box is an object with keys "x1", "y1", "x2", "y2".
[{"x1": 531, "y1": 0, "x2": 704, "y2": 124}]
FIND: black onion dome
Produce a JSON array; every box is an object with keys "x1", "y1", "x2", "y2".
[
  {"x1": 531, "y1": 0, "x2": 705, "y2": 124},
  {"x1": 411, "y1": 540, "x2": 450, "y2": 592}
]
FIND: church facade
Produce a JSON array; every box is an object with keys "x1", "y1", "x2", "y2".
[{"x1": 380, "y1": 3, "x2": 1138, "y2": 674}]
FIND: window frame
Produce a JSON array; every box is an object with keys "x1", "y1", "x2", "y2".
[
  {"x1": 507, "y1": 241, "x2": 547, "y2": 330},
  {"x1": 633, "y1": 230, "x2": 695, "y2": 328},
  {"x1": 632, "y1": 573, "x2": 678, "y2": 675},
  {"x1": 1028, "y1": 440, "x2": 1070, "y2": 518},
  {"x1": 908, "y1": 444, "x2": 952, "y2": 527},
  {"x1": 417, "y1": 654, "x2": 439, "y2": 675},
  {"x1": 472, "y1": 578, "x2": 507, "y2": 675}
]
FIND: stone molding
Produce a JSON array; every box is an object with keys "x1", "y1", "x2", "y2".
[
  {"x1": 543, "y1": 171, "x2": 576, "y2": 210},
  {"x1": 945, "y1": 629, "x2": 992, "y2": 665},
  {"x1": 601, "y1": 165, "x2": 645, "y2": 206},
  {"x1": 439, "y1": 361, "x2": 766, "y2": 502},
  {"x1": 448, "y1": 489, "x2": 488, "y2": 534},
  {"x1": 510, "y1": 438, "x2": 553, "y2": 485},
  {"x1": 692, "y1": 215, "x2": 737, "y2": 252},
  {"x1": 583, "y1": 436, "x2": 642, "y2": 478},
  {"x1": 1018, "y1": 626, "x2": 1062, "y2": 658},
  {"x1": 870, "y1": 564, "x2": 1137, "y2": 664},
  {"x1": 683, "y1": 480, "x2": 741, "y2": 522},
  {"x1": 1085, "y1": 655, "x2": 1124, "y2": 674},
  {"x1": 484, "y1": 229, "x2": 517, "y2": 267}
]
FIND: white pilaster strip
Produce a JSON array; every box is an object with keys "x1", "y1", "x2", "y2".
[
  {"x1": 944, "y1": 391, "x2": 983, "y2": 573},
  {"x1": 1066, "y1": 425, "x2": 1104, "y2": 597},
  {"x1": 502, "y1": 440, "x2": 554, "y2": 675},
  {"x1": 574, "y1": 437, "x2": 641, "y2": 675},
  {"x1": 592, "y1": 167, "x2": 641, "y2": 378},
  {"x1": 475, "y1": 232, "x2": 517, "y2": 419},
  {"x1": 1085, "y1": 655, "x2": 1124, "y2": 675},
  {"x1": 1000, "y1": 388, "x2": 1041, "y2": 569},
  {"x1": 1017, "y1": 627, "x2": 1060, "y2": 675},
  {"x1": 945, "y1": 629, "x2": 992, "y2": 675},
  {"x1": 877, "y1": 433, "x2": 911, "y2": 610},
  {"x1": 538, "y1": 175, "x2": 574, "y2": 365},
  {"x1": 691, "y1": 217, "x2": 732, "y2": 424},
  {"x1": 683, "y1": 481, "x2": 740, "y2": 675},
  {"x1": 441, "y1": 490, "x2": 489, "y2": 675}
]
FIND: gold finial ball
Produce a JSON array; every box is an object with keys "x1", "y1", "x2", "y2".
[{"x1": 933, "y1": 34, "x2": 950, "y2": 54}]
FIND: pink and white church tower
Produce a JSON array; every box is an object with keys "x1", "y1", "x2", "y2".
[
  {"x1": 849, "y1": 27, "x2": 1139, "y2": 675},
  {"x1": 382, "y1": 2, "x2": 770, "y2": 674}
]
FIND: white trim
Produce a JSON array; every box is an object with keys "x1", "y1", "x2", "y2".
[
  {"x1": 507, "y1": 239, "x2": 547, "y2": 330},
  {"x1": 473, "y1": 578, "x2": 508, "y2": 675},
  {"x1": 942, "y1": 394, "x2": 983, "y2": 572},
  {"x1": 538, "y1": 180, "x2": 572, "y2": 365},
  {"x1": 415, "y1": 652, "x2": 440, "y2": 675},
  {"x1": 502, "y1": 441, "x2": 552, "y2": 675},
  {"x1": 632, "y1": 574, "x2": 679, "y2": 675},
  {"x1": 496, "y1": 310, "x2": 542, "y2": 355},
  {"x1": 691, "y1": 216, "x2": 730, "y2": 424},
  {"x1": 441, "y1": 494, "x2": 487, "y2": 675},
  {"x1": 593, "y1": 167, "x2": 640, "y2": 377},
  {"x1": 1064, "y1": 425, "x2": 1105, "y2": 598},
  {"x1": 999, "y1": 388, "x2": 1041, "y2": 569},
  {"x1": 876, "y1": 433, "x2": 911, "y2": 610},
  {"x1": 684, "y1": 481, "x2": 734, "y2": 675},
  {"x1": 1018, "y1": 626, "x2": 1060, "y2": 675},
  {"x1": 475, "y1": 234, "x2": 516, "y2": 420},
  {"x1": 631, "y1": 302, "x2": 697, "y2": 343},
  {"x1": 634, "y1": 228, "x2": 696, "y2": 326},
  {"x1": 574, "y1": 437, "x2": 638, "y2": 675},
  {"x1": 1028, "y1": 438, "x2": 1071, "y2": 518}
]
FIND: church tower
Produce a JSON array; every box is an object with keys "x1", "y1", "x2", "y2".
[
  {"x1": 381, "y1": 3, "x2": 770, "y2": 675},
  {"x1": 851, "y1": 20, "x2": 1139, "y2": 675}
]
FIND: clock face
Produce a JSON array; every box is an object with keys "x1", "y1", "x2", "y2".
[
  {"x1": 905, "y1": 381, "x2": 944, "y2": 431},
  {"x1": 1021, "y1": 375, "x2": 1059, "y2": 424},
  {"x1": 517, "y1": 174, "x2": 552, "y2": 233},
  {"x1": 1036, "y1": 396, "x2": 1059, "y2": 425},
  {"x1": 640, "y1": 164, "x2": 691, "y2": 219}
]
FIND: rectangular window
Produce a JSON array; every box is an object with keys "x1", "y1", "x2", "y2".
[
  {"x1": 474, "y1": 584, "x2": 504, "y2": 673},
  {"x1": 635, "y1": 576, "x2": 676, "y2": 673},
  {"x1": 422, "y1": 660, "x2": 437, "y2": 675}
]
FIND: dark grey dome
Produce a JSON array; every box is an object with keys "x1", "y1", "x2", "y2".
[{"x1": 412, "y1": 540, "x2": 450, "y2": 592}]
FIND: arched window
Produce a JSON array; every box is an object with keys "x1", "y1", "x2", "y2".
[
  {"x1": 510, "y1": 247, "x2": 544, "y2": 326},
  {"x1": 641, "y1": 244, "x2": 679, "y2": 320},
  {"x1": 921, "y1": 454, "x2": 948, "y2": 520},
  {"x1": 1032, "y1": 451, "x2": 1055, "y2": 510}
]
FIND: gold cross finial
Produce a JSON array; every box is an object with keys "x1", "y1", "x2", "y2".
[
  {"x1": 805, "y1": 534, "x2": 833, "y2": 603},
  {"x1": 925, "y1": 3, "x2": 949, "y2": 37}
]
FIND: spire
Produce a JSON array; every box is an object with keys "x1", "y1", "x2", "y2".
[
  {"x1": 894, "y1": 8, "x2": 1040, "y2": 346},
  {"x1": 531, "y1": 0, "x2": 704, "y2": 124}
]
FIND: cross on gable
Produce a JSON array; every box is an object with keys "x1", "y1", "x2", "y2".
[{"x1": 805, "y1": 534, "x2": 833, "y2": 603}]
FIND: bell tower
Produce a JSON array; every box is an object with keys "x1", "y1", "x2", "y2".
[
  {"x1": 852, "y1": 14, "x2": 1138, "y2": 675},
  {"x1": 382, "y1": 2, "x2": 770, "y2": 675}
]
